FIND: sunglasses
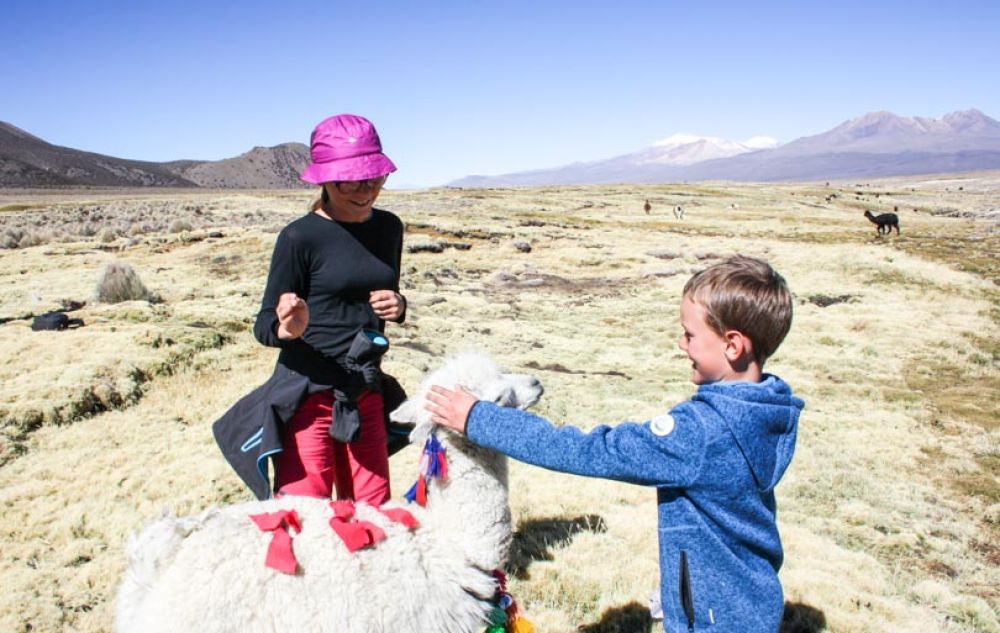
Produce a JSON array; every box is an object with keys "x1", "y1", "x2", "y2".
[{"x1": 334, "y1": 176, "x2": 388, "y2": 194}]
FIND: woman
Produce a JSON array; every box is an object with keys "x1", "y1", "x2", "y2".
[{"x1": 213, "y1": 114, "x2": 406, "y2": 505}]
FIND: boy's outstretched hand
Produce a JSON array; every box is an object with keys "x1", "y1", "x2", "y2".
[{"x1": 425, "y1": 386, "x2": 478, "y2": 434}]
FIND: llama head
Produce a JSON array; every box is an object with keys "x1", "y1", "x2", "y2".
[{"x1": 389, "y1": 352, "x2": 543, "y2": 444}]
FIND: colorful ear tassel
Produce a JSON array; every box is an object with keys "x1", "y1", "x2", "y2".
[{"x1": 404, "y1": 434, "x2": 448, "y2": 506}]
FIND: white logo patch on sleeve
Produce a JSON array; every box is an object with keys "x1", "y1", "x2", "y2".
[{"x1": 650, "y1": 414, "x2": 676, "y2": 437}]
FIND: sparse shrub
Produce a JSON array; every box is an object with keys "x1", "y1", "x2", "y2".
[
  {"x1": 96, "y1": 261, "x2": 152, "y2": 303},
  {"x1": 99, "y1": 227, "x2": 118, "y2": 243},
  {"x1": 18, "y1": 231, "x2": 44, "y2": 248},
  {"x1": 127, "y1": 223, "x2": 145, "y2": 237},
  {"x1": 1, "y1": 230, "x2": 23, "y2": 249},
  {"x1": 407, "y1": 242, "x2": 444, "y2": 254},
  {"x1": 168, "y1": 219, "x2": 193, "y2": 233}
]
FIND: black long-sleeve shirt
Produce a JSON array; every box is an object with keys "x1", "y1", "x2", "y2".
[{"x1": 253, "y1": 209, "x2": 405, "y2": 385}]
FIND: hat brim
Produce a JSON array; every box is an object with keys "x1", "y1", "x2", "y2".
[{"x1": 300, "y1": 153, "x2": 397, "y2": 185}]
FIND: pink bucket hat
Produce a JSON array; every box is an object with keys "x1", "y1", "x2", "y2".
[{"x1": 300, "y1": 114, "x2": 397, "y2": 184}]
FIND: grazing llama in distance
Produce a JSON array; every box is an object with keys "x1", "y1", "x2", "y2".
[
  {"x1": 115, "y1": 353, "x2": 544, "y2": 633},
  {"x1": 864, "y1": 210, "x2": 900, "y2": 235}
]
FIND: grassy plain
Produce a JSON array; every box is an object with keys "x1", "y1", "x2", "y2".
[{"x1": 0, "y1": 174, "x2": 997, "y2": 632}]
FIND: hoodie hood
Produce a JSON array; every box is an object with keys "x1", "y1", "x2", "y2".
[{"x1": 694, "y1": 375, "x2": 804, "y2": 492}]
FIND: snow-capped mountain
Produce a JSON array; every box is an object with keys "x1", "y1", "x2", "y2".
[
  {"x1": 448, "y1": 109, "x2": 1000, "y2": 186},
  {"x1": 635, "y1": 134, "x2": 779, "y2": 166},
  {"x1": 448, "y1": 133, "x2": 778, "y2": 186}
]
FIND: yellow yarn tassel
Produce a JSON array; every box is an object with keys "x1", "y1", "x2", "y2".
[{"x1": 510, "y1": 616, "x2": 535, "y2": 633}]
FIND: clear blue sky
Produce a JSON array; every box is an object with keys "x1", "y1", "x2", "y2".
[{"x1": 3, "y1": 0, "x2": 998, "y2": 187}]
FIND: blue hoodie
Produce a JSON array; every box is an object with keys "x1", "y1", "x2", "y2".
[{"x1": 465, "y1": 375, "x2": 804, "y2": 632}]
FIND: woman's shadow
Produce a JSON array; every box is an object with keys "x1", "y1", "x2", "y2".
[{"x1": 575, "y1": 601, "x2": 826, "y2": 633}]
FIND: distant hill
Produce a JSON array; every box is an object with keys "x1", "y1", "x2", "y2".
[
  {"x1": 0, "y1": 122, "x2": 198, "y2": 187},
  {"x1": 448, "y1": 109, "x2": 1000, "y2": 186},
  {"x1": 167, "y1": 143, "x2": 309, "y2": 188},
  {"x1": 0, "y1": 122, "x2": 309, "y2": 188}
]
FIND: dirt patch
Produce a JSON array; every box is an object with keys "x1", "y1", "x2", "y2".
[
  {"x1": 522, "y1": 360, "x2": 631, "y2": 380},
  {"x1": 807, "y1": 294, "x2": 858, "y2": 307},
  {"x1": 406, "y1": 221, "x2": 512, "y2": 242}
]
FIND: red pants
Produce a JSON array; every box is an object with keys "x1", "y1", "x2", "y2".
[{"x1": 272, "y1": 390, "x2": 390, "y2": 505}]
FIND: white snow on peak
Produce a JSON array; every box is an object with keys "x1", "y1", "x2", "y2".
[
  {"x1": 637, "y1": 133, "x2": 778, "y2": 166},
  {"x1": 652, "y1": 133, "x2": 710, "y2": 147},
  {"x1": 742, "y1": 136, "x2": 780, "y2": 149}
]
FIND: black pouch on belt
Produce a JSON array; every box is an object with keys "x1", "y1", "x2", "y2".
[
  {"x1": 344, "y1": 329, "x2": 390, "y2": 389},
  {"x1": 329, "y1": 330, "x2": 390, "y2": 442}
]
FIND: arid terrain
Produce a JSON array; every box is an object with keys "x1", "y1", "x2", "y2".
[{"x1": 0, "y1": 174, "x2": 997, "y2": 632}]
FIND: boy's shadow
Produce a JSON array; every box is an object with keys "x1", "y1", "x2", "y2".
[
  {"x1": 577, "y1": 602, "x2": 652, "y2": 633},
  {"x1": 507, "y1": 514, "x2": 607, "y2": 579},
  {"x1": 575, "y1": 601, "x2": 826, "y2": 633},
  {"x1": 780, "y1": 602, "x2": 828, "y2": 633}
]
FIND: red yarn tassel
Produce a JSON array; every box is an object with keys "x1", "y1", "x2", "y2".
[
  {"x1": 249, "y1": 509, "x2": 301, "y2": 575},
  {"x1": 328, "y1": 500, "x2": 387, "y2": 552},
  {"x1": 378, "y1": 506, "x2": 420, "y2": 529},
  {"x1": 416, "y1": 475, "x2": 427, "y2": 506}
]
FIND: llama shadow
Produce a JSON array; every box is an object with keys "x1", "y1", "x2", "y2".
[
  {"x1": 507, "y1": 514, "x2": 607, "y2": 580},
  {"x1": 574, "y1": 600, "x2": 826, "y2": 633}
]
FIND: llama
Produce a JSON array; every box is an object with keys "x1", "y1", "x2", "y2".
[
  {"x1": 674, "y1": 205, "x2": 684, "y2": 219},
  {"x1": 644, "y1": 199, "x2": 651, "y2": 215},
  {"x1": 115, "y1": 353, "x2": 543, "y2": 633},
  {"x1": 864, "y1": 210, "x2": 900, "y2": 235}
]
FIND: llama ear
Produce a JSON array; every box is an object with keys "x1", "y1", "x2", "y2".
[{"x1": 389, "y1": 395, "x2": 427, "y2": 425}]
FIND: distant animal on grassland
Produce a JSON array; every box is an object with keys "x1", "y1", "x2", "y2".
[
  {"x1": 674, "y1": 205, "x2": 684, "y2": 219},
  {"x1": 115, "y1": 353, "x2": 545, "y2": 633},
  {"x1": 864, "y1": 210, "x2": 900, "y2": 235},
  {"x1": 644, "y1": 199, "x2": 651, "y2": 215}
]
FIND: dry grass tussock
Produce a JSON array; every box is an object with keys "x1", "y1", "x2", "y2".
[{"x1": 0, "y1": 178, "x2": 997, "y2": 632}]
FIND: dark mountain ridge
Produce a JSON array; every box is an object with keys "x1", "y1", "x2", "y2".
[{"x1": 0, "y1": 122, "x2": 308, "y2": 188}]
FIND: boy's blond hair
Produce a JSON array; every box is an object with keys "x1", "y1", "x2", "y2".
[{"x1": 682, "y1": 255, "x2": 793, "y2": 364}]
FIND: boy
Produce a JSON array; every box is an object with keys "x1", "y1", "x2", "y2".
[{"x1": 426, "y1": 255, "x2": 804, "y2": 632}]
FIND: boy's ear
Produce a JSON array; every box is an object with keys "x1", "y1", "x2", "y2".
[{"x1": 723, "y1": 330, "x2": 754, "y2": 362}]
